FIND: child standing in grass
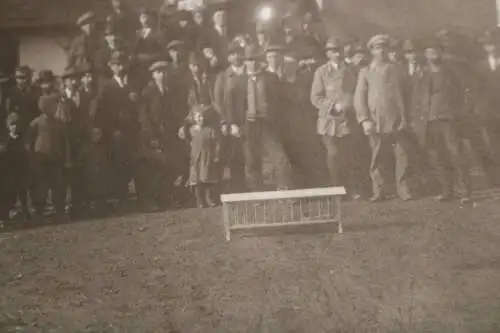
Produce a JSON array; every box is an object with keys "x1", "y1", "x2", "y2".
[
  {"x1": 27, "y1": 94, "x2": 70, "y2": 220},
  {"x1": 179, "y1": 105, "x2": 222, "y2": 208}
]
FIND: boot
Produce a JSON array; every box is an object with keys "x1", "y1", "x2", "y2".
[{"x1": 205, "y1": 184, "x2": 219, "y2": 207}]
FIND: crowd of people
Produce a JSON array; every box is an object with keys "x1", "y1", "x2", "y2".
[{"x1": 1, "y1": 0, "x2": 500, "y2": 223}]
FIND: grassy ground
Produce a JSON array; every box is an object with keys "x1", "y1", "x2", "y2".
[{"x1": 2, "y1": 189, "x2": 500, "y2": 333}]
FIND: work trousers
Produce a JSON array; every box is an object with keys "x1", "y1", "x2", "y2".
[
  {"x1": 368, "y1": 131, "x2": 411, "y2": 198},
  {"x1": 243, "y1": 120, "x2": 291, "y2": 191},
  {"x1": 427, "y1": 120, "x2": 471, "y2": 198}
]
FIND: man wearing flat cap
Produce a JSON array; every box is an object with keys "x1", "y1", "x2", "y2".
[
  {"x1": 98, "y1": 25, "x2": 131, "y2": 78},
  {"x1": 410, "y1": 39, "x2": 472, "y2": 204},
  {"x1": 95, "y1": 51, "x2": 141, "y2": 209},
  {"x1": 66, "y1": 11, "x2": 101, "y2": 74},
  {"x1": 311, "y1": 38, "x2": 364, "y2": 199},
  {"x1": 470, "y1": 27, "x2": 500, "y2": 186},
  {"x1": 6, "y1": 66, "x2": 40, "y2": 137},
  {"x1": 354, "y1": 34, "x2": 414, "y2": 202},
  {"x1": 137, "y1": 60, "x2": 181, "y2": 210}
]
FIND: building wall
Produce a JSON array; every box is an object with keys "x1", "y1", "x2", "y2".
[
  {"x1": 19, "y1": 33, "x2": 71, "y2": 76},
  {"x1": 321, "y1": 0, "x2": 496, "y2": 39}
]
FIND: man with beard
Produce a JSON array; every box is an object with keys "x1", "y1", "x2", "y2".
[
  {"x1": 354, "y1": 35, "x2": 414, "y2": 202},
  {"x1": 411, "y1": 39, "x2": 472, "y2": 204}
]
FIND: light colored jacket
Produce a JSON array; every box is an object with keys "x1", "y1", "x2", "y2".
[{"x1": 310, "y1": 62, "x2": 357, "y2": 137}]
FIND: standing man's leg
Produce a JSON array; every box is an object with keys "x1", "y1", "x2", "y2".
[
  {"x1": 394, "y1": 132, "x2": 412, "y2": 200},
  {"x1": 443, "y1": 121, "x2": 471, "y2": 201},
  {"x1": 244, "y1": 122, "x2": 264, "y2": 191},
  {"x1": 368, "y1": 134, "x2": 388, "y2": 201},
  {"x1": 262, "y1": 122, "x2": 291, "y2": 191}
]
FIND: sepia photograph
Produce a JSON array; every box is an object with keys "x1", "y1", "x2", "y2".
[{"x1": 1, "y1": 0, "x2": 500, "y2": 331}]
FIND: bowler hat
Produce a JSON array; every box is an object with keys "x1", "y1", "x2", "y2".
[
  {"x1": 149, "y1": 60, "x2": 169, "y2": 72},
  {"x1": 367, "y1": 34, "x2": 390, "y2": 49},
  {"x1": 108, "y1": 51, "x2": 129, "y2": 65},
  {"x1": 76, "y1": 11, "x2": 95, "y2": 26},
  {"x1": 244, "y1": 44, "x2": 263, "y2": 60},
  {"x1": 166, "y1": 40, "x2": 185, "y2": 50},
  {"x1": 38, "y1": 70, "x2": 56, "y2": 83},
  {"x1": 324, "y1": 38, "x2": 343, "y2": 51}
]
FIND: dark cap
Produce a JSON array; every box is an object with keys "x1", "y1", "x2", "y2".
[
  {"x1": 227, "y1": 41, "x2": 243, "y2": 55},
  {"x1": 265, "y1": 44, "x2": 286, "y2": 54},
  {"x1": 38, "y1": 70, "x2": 56, "y2": 83},
  {"x1": 325, "y1": 38, "x2": 343, "y2": 51},
  {"x1": 166, "y1": 40, "x2": 185, "y2": 50}
]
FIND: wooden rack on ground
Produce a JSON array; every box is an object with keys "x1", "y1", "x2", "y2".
[{"x1": 220, "y1": 187, "x2": 346, "y2": 241}]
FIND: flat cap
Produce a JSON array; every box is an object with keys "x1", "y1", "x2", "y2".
[
  {"x1": 166, "y1": 40, "x2": 185, "y2": 50},
  {"x1": 149, "y1": 60, "x2": 169, "y2": 72},
  {"x1": 367, "y1": 34, "x2": 390, "y2": 49},
  {"x1": 76, "y1": 11, "x2": 95, "y2": 26},
  {"x1": 325, "y1": 37, "x2": 343, "y2": 50}
]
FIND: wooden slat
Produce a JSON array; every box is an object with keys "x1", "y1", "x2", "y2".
[
  {"x1": 220, "y1": 187, "x2": 346, "y2": 203},
  {"x1": 230, "y1": 218, "x2": 339, "y2": 231}
]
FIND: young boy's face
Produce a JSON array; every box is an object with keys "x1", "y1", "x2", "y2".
[
  {"x1": 7, "y1": 118, "x2": 19, "y2": 135},
  {"x1": 189, "y1": 62, "x2": 199, "y2": 74},
  {"x1": 425, "y1": 48, "x2": 442, "y2": 63}
]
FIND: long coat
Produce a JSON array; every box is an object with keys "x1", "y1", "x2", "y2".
[
  {"x1": 410, "y1": 65, "x2": 464, "y2": 146},
  {"x1": 188, "y1": 122, "x2": 222, "y2": 185},
  {"x1": 139, "y1": 82, "x2": 180, "y2": 154},
  {"x1": 95, "y1": 76, "x2": 140, "y2": 160},
  {"x1": 310, "y1": 62, "x2": 358, "y2": 137},
  {"x1": 354, "y1": 62, "x2": 408, "y2": 134}
]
